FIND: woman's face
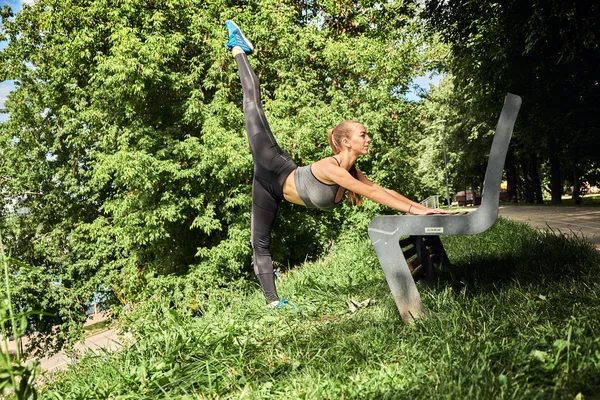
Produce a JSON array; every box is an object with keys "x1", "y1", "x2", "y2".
[{"x1": 348, "y1": 123, "x2": 371, "y2": 155}]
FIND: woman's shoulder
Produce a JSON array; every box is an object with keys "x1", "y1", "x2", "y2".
[
  {"x1": 310, "y1": 157, "x2": 342, "y2": 173},
  {"x1": 313, "y1": 156, "x2": 341, "y2": 166}
]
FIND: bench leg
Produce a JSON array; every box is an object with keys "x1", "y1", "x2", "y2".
[
  {"x1": 414, "y1": 236, "x2": 437, "y2": 288},
  {"x1": 424, "y1": 235, "x2": 449, "y2": 264},
  {"x1": 403, "y1": 235, "x2": 447, "y2": 288},
  {"x1": 418, "y1": 235, "x2": 450, "y2": 288},
  {"x1": 369, "y1": 231, "x2": 427, "y2": 322}
]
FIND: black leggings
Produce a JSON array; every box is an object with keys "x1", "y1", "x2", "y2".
[{"x1": 234, "y1": 53, "x2": 297, "y2": 303}]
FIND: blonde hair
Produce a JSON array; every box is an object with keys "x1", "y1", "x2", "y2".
[{"x1": 327, "y1": 120, "x2": 363, "y2": 206}]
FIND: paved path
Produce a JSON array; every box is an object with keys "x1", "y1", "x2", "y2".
[
  {"x1": 498, "y1": 205, "x2": 600, "y2": 249},
  {"x1": 5, "y1": 313, "x2": 125, "y2": 373},
  {"x1": 39, "y1": 328, "x2": 127, "y2": 372}
]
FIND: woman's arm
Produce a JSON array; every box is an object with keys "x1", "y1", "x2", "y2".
[
  {"x1": 323, "y1": 164, "x2": 445, "y2": 215},
  {"x1": 355, "y1": 169, "x2": 435, "y2": 214}
]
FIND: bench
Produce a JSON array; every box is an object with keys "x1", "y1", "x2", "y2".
[{"x1": 368, "y1": 93, "x2": 522, "y2": 322}]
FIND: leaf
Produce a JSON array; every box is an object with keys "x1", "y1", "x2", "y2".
[
  {"x1": 348, "y1": 298, "x2": 376, "y2": 312},
  {"x1": 553, "y1": 339, "x2": 569, "y2": 352},
  {"x1": 530, "y1": 349, "x2": 549, "y2": 362}
]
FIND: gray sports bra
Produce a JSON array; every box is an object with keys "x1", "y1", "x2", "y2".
[{"x1": 295, "y1": 157, "x2": 344, "y2": 210}]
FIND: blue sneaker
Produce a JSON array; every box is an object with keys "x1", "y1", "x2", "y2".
[
  {"x1": 267, "y1": 299, "x2": 298, "y2": 310},
  {"x1": 225, "y1": 20, "x2": 254, "y2": 55}
]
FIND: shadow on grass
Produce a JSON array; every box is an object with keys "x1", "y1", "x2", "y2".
[
  {"x1": 195, "y1": 218, "x2": 600, "y2": 397},
  {"x1": 437, "y1": 217, "x2": 600, "y2": 293}
]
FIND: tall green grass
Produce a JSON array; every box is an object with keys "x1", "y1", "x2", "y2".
[
  {"x1": 1, "y1": 231, "x2": 40, "y2": 400},
  {"x1": 41, "y1": 218, "x2": 600, "y2": 399}
]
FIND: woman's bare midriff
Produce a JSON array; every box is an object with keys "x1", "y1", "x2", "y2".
[
  {"x1": 283, "y1": 167, "x2": 345, "y2": 205},
  {"x1": 283, "y1": 169, "x2": 305, "y2": 205}
]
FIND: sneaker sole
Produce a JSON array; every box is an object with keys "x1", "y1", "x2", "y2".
[{"x1": 227, "y1": 20, "x2": 254, "y2": 52}]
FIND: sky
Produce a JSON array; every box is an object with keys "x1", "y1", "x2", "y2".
[
  {"x1": 1, "y1": 0, "x2": 34, "y2": 121},
  {"x1": 1, "y1": 0, "x2": 32, "y2": 14},
  {"x1": 406, "y1": 72, "x2": 443, "y2": 102}
]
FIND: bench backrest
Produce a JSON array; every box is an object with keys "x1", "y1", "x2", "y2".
[
  {"x1": 470, "y1": 93, "x2": 522, "y2": 228},
  {"x1": 368, "y1": 93, "x2": 522, "y2": 237}
]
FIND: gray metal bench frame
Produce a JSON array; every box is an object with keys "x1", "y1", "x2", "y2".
[{"x1": 368, "y1": 93, "x2": 522, "y2": 322}]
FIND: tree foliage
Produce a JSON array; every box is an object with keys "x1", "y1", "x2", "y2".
[
  {"x1": 415, "y1": 78, "x2": 481, "y2": 200},
  {"x1": 0, "y1": 0, "x2": 431, "y2": 353},
  {"x1": 422, "y1": 0, "x2": 600, "y2": 204}
]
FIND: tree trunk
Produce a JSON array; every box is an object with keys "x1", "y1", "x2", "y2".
[
  {"x1": 548, "y1": 141, "x2": 562, "y2": 205},
  {"x1": 530, "y1": 155, "x2": 544, "y2": 204},
  {"x1": 506, "y1": 148, "x2": 518, "y2": 203},
  {"x1": 572, "y1": 166, "x2": 581, "y2": 205},
  {"x1": 521, "y1": 158, "x2": 535, "y2": 203}
]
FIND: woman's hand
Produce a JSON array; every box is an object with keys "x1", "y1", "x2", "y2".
[
  {"x1": 410, "y1": 208, "x2": 436, "y2": 215},
  {"x1": 410, "y1": 207, "x2": 453, "y2": 215},
  {"x1": 432, "y1": 208, "x2": 455, "y2": 214}
]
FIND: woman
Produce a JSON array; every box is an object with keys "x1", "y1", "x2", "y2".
[{"x1": 225, "y1": 21, "x2": 450, "y2": 308}]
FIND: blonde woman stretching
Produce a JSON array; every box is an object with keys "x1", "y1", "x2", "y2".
[{"x1": 225, "y1": 21, "x2": 451, "y2": 308}]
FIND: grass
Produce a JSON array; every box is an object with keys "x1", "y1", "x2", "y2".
[
  {"x1": 493, "y1": 194, "x2": 600, "y2": 207},
  {"x1": 39, "y1": 218, "x2": 600, "y2": 399},
  {"x1": 82, "y1": 318, "x2": 112, "y2": 337},
  {"x1": 542, "y1": 197, "x2": 600, "y2": 206},
  {"x1": 545, "y1": 194, "x2": 600, "y2": 206},
  {"x1": 1, "y1": 231, "x2": 41, "y2": 399},
  {"x1": 568, "y1": 194, "x2": 600, "y2": 206}
]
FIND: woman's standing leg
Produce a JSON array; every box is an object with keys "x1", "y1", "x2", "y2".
[{"x1": 250, "y1": 178, "x2": 280, "y2": 303}]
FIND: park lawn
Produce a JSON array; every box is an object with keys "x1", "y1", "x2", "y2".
[
  {"x1": 542, "y1": 194, "x2": 600, "y2": 206},
  {"x1": 41, "y1": 218, "x2": 600, "y2": 399}
]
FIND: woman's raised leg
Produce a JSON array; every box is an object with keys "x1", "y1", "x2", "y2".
[{"x1": 226, "y1": 21, "x2": 296, "y2": 306}]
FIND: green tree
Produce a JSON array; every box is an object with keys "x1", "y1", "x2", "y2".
[
  {"x1": 1, "y1": 0, "x2": 432, "y2": 353},
  {"x1": 423, "y1": 0, "x2": 600, "y2": 204},
  {"x1": 416, "y1": 74, "x2": 507, "y2": 205}
]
